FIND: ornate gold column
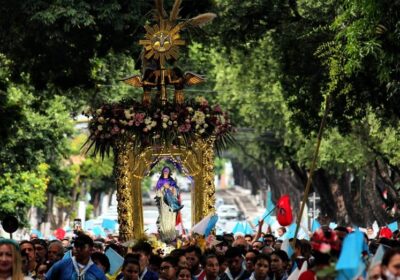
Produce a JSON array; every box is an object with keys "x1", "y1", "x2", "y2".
[
  {"x1": 115, "y1": 138, "x2": 145, "y2": 241},
  {"x1": 202, "y1": 137, "x2": 216, "y2": 218},
  {"x1": 131, "y1": 177, "x2": 144, "y2": 239},
  {"x1": 114, "y1": 139, "x2": 135, "y2": 241},
  {"x1": 192, "y1": 138, "x2": 216, "y2": 225}
]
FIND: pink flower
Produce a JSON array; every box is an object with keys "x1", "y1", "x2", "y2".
[
  {"x1": 214, "y1": 105, "x2": 222, "y2": 113},
  {"x1": 170, "y1": 112, "x2": 178, "y2": 121},
  {"x1": 135, "y1": 113, "x2": 145, "y2": 121},
  {"x1": 178, "y1": 125, "x2": 186, "y2": 132},
  {"x1": 111, "y1": 126, "x2": 120, "y2": 135},
  {"x1": 178, "y1": 123, "x2": 191, "y2": 132}
]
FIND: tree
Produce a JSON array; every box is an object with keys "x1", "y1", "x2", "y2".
[
  {"x1": 0, "y1": 164, "x2": 48, "y2": 225},
  {"x1": 206, "y1": 0, "x2": 400, "y2": 225}
]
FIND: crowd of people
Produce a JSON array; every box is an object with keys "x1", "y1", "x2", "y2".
[{"x1": 1, "y1": 221, "x2": 400, "y2": 280}]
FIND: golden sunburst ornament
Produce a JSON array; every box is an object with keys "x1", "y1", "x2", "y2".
[
  {"x1": 139, "y1": 19, "x2": 186, "y2": 66},
  {"x1": 139, "y1": 0, "x2": 216, "y2": 67}
]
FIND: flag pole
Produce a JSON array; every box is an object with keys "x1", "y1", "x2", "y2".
[
  {"x1": 255, "y1": 206, "x2": 276, "y2": 227},
  {"x1": 293, "y1": 96, "x2": 331, "y2": 245}
]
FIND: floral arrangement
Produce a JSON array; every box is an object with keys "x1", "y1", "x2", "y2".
[{"x1": 85, "y1": 97, "x2": 234, "y2": 156}]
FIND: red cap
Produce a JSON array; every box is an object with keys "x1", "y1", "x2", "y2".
[{"x1": 379, "y1": 227, "x2": 393, "y2": 239}]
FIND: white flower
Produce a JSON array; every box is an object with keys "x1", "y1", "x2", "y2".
[
  {"x1": 204, "y1": 123, "x2": 208, "y2": 128},
  {"x1": 195, "y1": 96, "x2": 208, "y2": 105},
  {"x1": 97, "y1": 125, "x2": 103, "y2": 131},
  {"x1": 162, "y1": 123, "x2": 168, "y2": 129},
  {"x1": 168, "y1": 120, "x2": 172, "y2": 125},
  {"x1": 144, "y1": 117, "x2": 152, "y2": 125},
  {"x1": 199, "y1": 129, "x2": 205, "y2": 134},
  {"x1": 192, "y1": 111, "x2": 206, "y2": 124},
  {"x1": 151, "y1": 121, "x2": 157, "y2": 127},
  {"x1": 96, "y1": 109, "x2": 102, "y2": 115},
  {"x1": 162, "y1": 115, "x2": 169, "y2": 122},
  {"x1": 124, "y1": 109, "x2": 134, "y2": 119},
  {"x1": 98, "y1": 117, "x2": 105, "y2": 124}
]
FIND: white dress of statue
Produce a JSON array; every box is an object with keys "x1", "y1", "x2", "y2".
[{"x1": 154, "y1": 166, "x2": 183, "y2": 241}]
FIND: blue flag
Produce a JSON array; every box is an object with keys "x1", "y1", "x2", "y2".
[
  {"x1": 266, "y1": 190, "x2": 275, "y2": 212},
  {"x1": 388, "y1": 221, "x2": 398, "y2": 232},
  {"x1": 336, "y1": 230, "x2": 367, "y2": 280},
  {"x1": 287, "y1": 223, "x2": 297, "y2": 239},
  {"x1": 281, "y1": 239, "x2": 294, "y2": 258},
  {"x1": 84, "y1": 219, "x2": 96, "y2": 230},
  {"x1": 232, "y1": 221, "x2": 245, "y2": 234},
  {"x1": 105, "y1": 247, "x2": 124, "y2": 275},
  {"x1": 204, "y1": 215, "x2": 219, "y2": 237},
  {"x1": 92, "y1": 226, "x2": 106, "y2": 237},
  {"x1": 280, "y1": 223, "x2": 297, "y2": 240},
  {"x1": 312, "y1": 219, "x2": 321, "y2": 232},
  {"x1": 370, "y1": 244, "x2": 385, "y2": 268},
  {"x1": 252, "y1": 216, "x2": 260, "y2": 227},
  {"x1": 102, "y1": 219, "x2": 117, "y2": 231},
  {"x1": 264, "y1": 190, "x2": 275, "y2": 224},
  {"x1": 243, "y1": 221, "x2": 254, "y2": 234}
]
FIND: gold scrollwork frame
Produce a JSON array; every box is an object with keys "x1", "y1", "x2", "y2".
[{"x1": 114, "y1": 137, "x2": 216, "y2": 241}]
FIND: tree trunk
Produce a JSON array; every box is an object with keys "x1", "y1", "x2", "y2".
[
  {"x1": 363, "y1": 163, "x2": 389, "y2": 225},
  {"x1": 312, "y1": 169, "x2": 337, "y2": 220},
  {"x1": 91, "y1": 191, "x2": 101, "y2": 217},
  {"x1": 231, "y1": 159, "x2": 245, "y2": 187}
]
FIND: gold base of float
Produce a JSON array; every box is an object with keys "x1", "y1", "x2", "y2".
[{"x1": 114, "y1": 137, "x2": 216, "y2": 241}]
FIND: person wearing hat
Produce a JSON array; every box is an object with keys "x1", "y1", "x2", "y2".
[
  {"x1": 215, "y1": 236, "x2": 228, "y2": 256},
  {"x1": 45, "y1": 234, "x2": 107, "y2": 280}
]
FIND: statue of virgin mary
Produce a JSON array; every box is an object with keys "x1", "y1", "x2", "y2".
[{"x1": 155, "y1": 166, "x2": 183, "y2": 241}]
